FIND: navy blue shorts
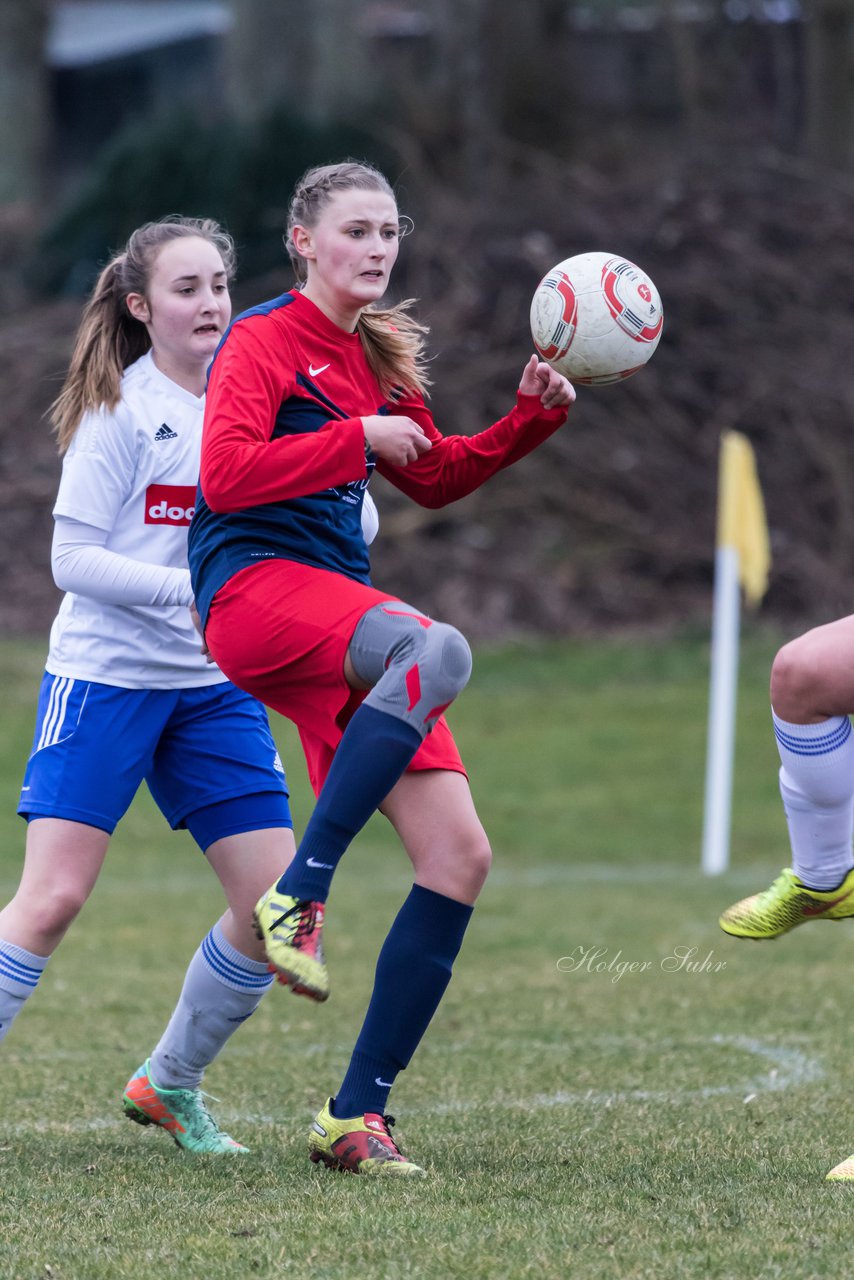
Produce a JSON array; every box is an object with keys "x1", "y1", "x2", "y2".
[{"x1": 18, "y1": 674, "x2": 292, "y2": 850}]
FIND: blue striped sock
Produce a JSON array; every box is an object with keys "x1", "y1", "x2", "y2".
[
  {"x1": 773, "y1": 712, "x2": 854, "y2": 889},
  {"x1": 0, "y1": 938, "x2": 49, "y2": 1044},
  {"x1": 149, "y1": 922, "x2": 273, "y2": 1089}
]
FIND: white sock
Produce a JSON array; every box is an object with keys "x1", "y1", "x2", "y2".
[
  {"x1": 773, "y1": 712, "x2": 854, "y2": 889},
  {"x1": 0, "y1": 938, "x2": 49, "y2": 1044},
  {"x1": 148, "y1": 921, "x2": 273, "y2": 1090}
]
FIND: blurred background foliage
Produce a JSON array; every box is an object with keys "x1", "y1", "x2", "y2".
[
  {"x1": 35, "y1": 106, "x2": 394, "y2": 293},
  {"x1": 1, "y1": 0, "x2": 853, "y2": 640}
]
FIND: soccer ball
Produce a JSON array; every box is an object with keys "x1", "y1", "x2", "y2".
[{"x1": 530, "y1": 252, "x2": 664, "y2": 386}]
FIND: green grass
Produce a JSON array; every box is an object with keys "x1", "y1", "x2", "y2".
[{"x1": 0, "y1": 625, "x2": 851, "y2": 1279}]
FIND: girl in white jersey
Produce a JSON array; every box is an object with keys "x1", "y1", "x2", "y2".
[{"x1": 0, "y1": 217, "x2": 356, "y2": 1154}]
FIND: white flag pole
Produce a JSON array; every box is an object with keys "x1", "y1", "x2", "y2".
[{"x1": 701, "y1": 544, "x2": 741, "y2": 875}]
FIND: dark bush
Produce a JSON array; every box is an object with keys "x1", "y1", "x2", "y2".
[{"x1": 35, "y1": 105, "x2": 395, "y2": 295}]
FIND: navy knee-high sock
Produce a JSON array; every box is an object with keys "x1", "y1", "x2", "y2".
[
  {"x1": 333, "y1": 885, "x2": 474, "y2": 1119},
  {"x1": 277, "y1": 705, "x2": 422, "y2": 902}
]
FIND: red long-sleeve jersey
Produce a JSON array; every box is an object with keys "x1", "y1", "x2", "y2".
[{"x1": 189, "y1": 289, "x2": 567, "y2": 623}]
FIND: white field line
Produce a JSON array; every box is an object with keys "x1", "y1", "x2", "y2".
[
  {"x1": 1, "y1": 1035, "x2": 823, "y2": 1137},
  {"x1": 0, "y1": 864, "x2": 773, "y2": 905},
  {"x1": 409, "y1": 1036, "x2": 824, "y2": 1113},
  {"x1": 485, "y1": 864, "x2": 780, "y2": 888}
]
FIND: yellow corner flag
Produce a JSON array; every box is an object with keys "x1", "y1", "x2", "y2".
[
  {"x1": 717, "y1": 430, "x2": 770, "y2": 605},
  {"x1": 703, "y1": 429, "x2": 771, "y2": 874}
]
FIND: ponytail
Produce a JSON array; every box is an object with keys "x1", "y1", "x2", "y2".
[
  {"x1": 357, "y1": 301, "x2": 431, "y2": 399},
  {"x1": 50, "y1": 256, "x2": 149, "y2": 452}
]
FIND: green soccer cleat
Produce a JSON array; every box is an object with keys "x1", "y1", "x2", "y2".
[
  {"x1": 308, "y1": 1098, "x2": 425, "y2": 1176},
  {"x1": 719, "y1": 867, "x2": 854, "y2": 940},
  {"x1": 252, "y1": 886, "x2": 329, "y2": 1002},
  {"x1": 827, "y1": 1155, "x2": 854, "y2": 1181},
  {"x1": 122, "y1": 1059, "x2": 248, "y2": 1154}
]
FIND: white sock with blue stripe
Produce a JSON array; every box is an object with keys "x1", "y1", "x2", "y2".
[
  {"x1": 149, "y1": 921, "x2": 273, "y2": 1090},
  {"x1": 773, "y1": 712, "x2": 854, "y2": 890},
  {"x1": 0, "y1": 938, "x2": 49, "y2": 1043}
]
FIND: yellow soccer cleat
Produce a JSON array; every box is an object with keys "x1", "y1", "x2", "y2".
[
  {"x1": 308, "y1": 1098, "x2": 426, "y2": 1176},
  {"x1": 827, "y1": 1155, "x2": 854, "y2": 1181},
  {"x1": 719, "y1": 867, "x2": 854, "y2": 940},
  {"x1": 252, "y1": 886, "x2": 329, "y2": 1002}
]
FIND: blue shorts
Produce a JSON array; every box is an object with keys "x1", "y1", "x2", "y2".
[{"x1": 18, "y1": 674, "x2": 292, "y2": 851}]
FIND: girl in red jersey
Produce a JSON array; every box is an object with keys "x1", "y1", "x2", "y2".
[{"x1": 189, "y1": 161, "x2": 575, "y2": 1175}]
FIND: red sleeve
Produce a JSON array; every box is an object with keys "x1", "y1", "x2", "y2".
[
  {"x1": 200, "y1": 318, "x2": 367, "y2": 513},
  {"x1": 375, "y1": 392, "x2": 568, "y2": 509}
]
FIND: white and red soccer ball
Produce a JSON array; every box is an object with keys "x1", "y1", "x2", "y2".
[{"x1": 530, "y1": 251, "x2": 663, "y2": 386}]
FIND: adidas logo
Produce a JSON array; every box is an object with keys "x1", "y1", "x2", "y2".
[{"x1": 154, "y1": 423, "x2": 178, "y2": 441}]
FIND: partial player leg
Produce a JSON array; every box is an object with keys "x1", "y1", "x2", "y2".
[
  {"x1": 124, "y1": 816, "x2": 295, "y2": 1155},
  {"x1": 0, "y1": 818, "x2": 108, "y2": 1042},
  {"x1": 256, "y1": 603, "x2": 472, "y2": 999},
  {"x1": 309, "y1": 770, "x2": 489, "y2": 1175},
  {"x1": 720, "y1": 616, "x2": 854, "y2": 938}
]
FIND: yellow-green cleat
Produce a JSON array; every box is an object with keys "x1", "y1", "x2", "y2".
[
  {"x1": 252, "y1": 886, "x2": 329, "y2": 1002},
  {"x1": 308, "y1": 1098, "x2": 425, "y2": 1176},
  {"x1": 719, "y1": 867, "x2": 854, "y2": 940},
  {"x1": 827, "y1": 1155, "x2": 854, "y2": 1181}
]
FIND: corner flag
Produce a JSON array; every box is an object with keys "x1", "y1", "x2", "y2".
[
  {"x1": 716, "y1": 431, "x2": 770, "y2": 605},
  {"x1": 702, "y1": 431, "x2": 771, "y2": 875}
]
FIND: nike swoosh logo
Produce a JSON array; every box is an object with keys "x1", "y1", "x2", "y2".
[
  {"x1": 306, "y1": 856, "x2": 333, "y2": 869},
  {"x1": 375, "y1": 1077, "x2": 394, "y2": 1088},
  {"x1": 803, "y1": 894, "x2": 851, "y2": 916},
  {"x1": 308, "y1": 362, "x2": 330, "y2": 377}
]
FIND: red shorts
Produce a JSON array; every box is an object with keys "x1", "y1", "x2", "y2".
[{"x1": 207, "y1": 559, "x2": 466, "y2": 796}]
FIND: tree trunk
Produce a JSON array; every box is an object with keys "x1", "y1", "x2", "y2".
[
  {"x1": 804, "y1": 0, "x2": 854, "y2": 167},
  {"x1": 307, "y1": 0, "x2": 366, "y2": 128},
  {"x1": 0, "y1": 0, "x2": 50, "y2": 207},
  {"x1": 226, "y1": 0, "x2": 366, "y2": 126},
  {"x1": 226, "y1": 0, "x2": 303, "y2": 122}
]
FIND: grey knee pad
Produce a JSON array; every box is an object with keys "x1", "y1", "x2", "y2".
[{"x1": 348, "y1": 602, "x2": 472, "y2": 737}]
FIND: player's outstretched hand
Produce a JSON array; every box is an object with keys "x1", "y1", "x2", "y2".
[
  {"x1": 364, "y1": 414, "x2": 432, "y2": 466},
  {"x1": 518, "y1": 354, "x2": 576, "y2": 411}
]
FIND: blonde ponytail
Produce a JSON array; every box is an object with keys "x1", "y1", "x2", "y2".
[{"x1": 357, "y1": 301, "x2": 431, "y2": 399}]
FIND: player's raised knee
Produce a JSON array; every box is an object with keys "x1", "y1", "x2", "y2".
[
  {"x1": 770, "y1": 637, "x2": 830, "y2": 722},
  {"x1": 430, "y1": 622, "x2": 472, "y2": 703}
]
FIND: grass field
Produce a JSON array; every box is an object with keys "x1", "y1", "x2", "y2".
[{"x1": 0, "y1": 626, "x2": 852, "y2": 1279}]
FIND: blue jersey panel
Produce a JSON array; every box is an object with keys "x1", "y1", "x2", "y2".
[{"x1": 189, "y1": 291, "x2": 385, "y2": 625}]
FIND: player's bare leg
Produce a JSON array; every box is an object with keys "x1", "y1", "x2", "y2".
[{"x1": 721, "y1": 615, "x2": 854, "y2": 939}]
